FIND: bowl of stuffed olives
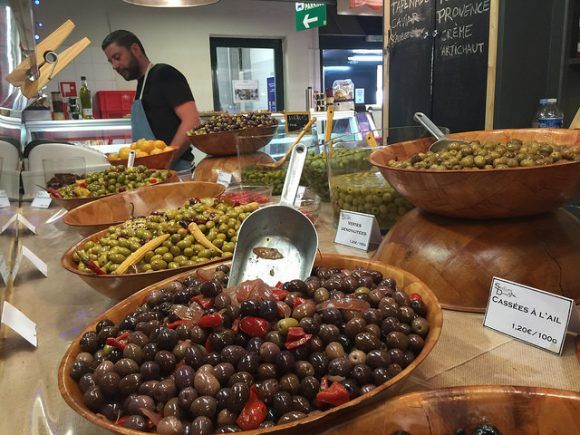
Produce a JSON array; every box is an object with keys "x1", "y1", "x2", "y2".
[
  {"x1": 58, "y1": 253, "x2": 442, "y2": 434},
  {"x1": 370, "y1": 129, "x2": 580, "y2": 219}
]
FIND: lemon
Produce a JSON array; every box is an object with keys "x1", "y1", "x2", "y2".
[
  {"x1": 118, "y1": 147, "x2": 131, "y2": 159},
  {"x1": 154, "y1": 140, "x2": 167, "y2": 150},
  {"x1": 150, "y1": 148, "x2": 163, "y2": 155},
  {"x1": 135, "y1": 150, "x2": 149, "y2": 158},
  {"x1": 108, "y1": 152, "x2": 120, "y2": 160}
]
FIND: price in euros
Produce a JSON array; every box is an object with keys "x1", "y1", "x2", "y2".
[{"x1": 512, "y1": 323, "x2": 557, "y2": 344}]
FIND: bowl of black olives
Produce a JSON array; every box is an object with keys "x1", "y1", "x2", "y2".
[
  {"x1": 58, "y1": 253, "x2": 442, "y2": 434},
  {"x1": 187, "y1": 113, "x2": 279, "y2": 157},
  {"x1": 370, "y1": 129, "x2": 580, "y2": 219}
]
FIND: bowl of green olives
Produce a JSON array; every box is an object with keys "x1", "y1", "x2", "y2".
[
  {"x1": 49, "y1": 165, "x2": 178, "y2": 211},
  {"x1": 58, "y1": 253, "x2": 442, "y2": 434},
  {"x1": 62, "y1": 198, "x2": 259, "y2": 300},
  {"x1": 370, "y1": 129, "x2": 580, "y2": 219},
  {"x1": 187, "y1": 112, "x2": 279, "y2": 157},
  {"x1": 241, "y1": 165, "x2": 288, "y2": 196}
]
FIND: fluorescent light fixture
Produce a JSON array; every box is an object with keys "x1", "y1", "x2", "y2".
[
  {"x1": 122, "y1": 0, "x2": 220, "y2": 7},
  {"x1": 323, "y1": 66, "x2": 351, "y2": 72},
  {"x1": 348, "y1": 55, "x2": 382, "y2": 62},
  {"x1": 352, "y1": 49, "x2": 382, "y2": 54}
]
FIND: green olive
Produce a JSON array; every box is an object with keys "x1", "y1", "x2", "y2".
[{"x1": 277, "y1": 317, "x2": 299, "y2": 335}]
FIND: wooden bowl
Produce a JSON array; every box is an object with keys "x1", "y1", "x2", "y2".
[
  {"x1": 369, "y1": 129, "x2": 580, "y2": 219},
  {"x1": 63, "y1": 181, "x2": 225, "y2": 237},
  {"x1": 317, "y1": 385, "x2": 580, "y2": 434},
  {"x1": 108, "y1": 147, "x2": 177, "y2": 169},
  {"x1": 192, "y1": 152, "x2": 274, "y2": 183},
  {"x1": 61, "y1": 228, "x2": 227, "y2": 300},
  {"x1": 187, "y1": 124, "x2": 278, "y2": 156},
  {"x1": 50, "y1": 171, "x2": 179, "y2": 211},
  {"x1": 58, "y1": 253, "x2": 443, "y2": 435}
]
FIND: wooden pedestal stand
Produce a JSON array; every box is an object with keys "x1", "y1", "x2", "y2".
[{"x1": 373, "y1": 208, "x2": 580, "y2": 313}]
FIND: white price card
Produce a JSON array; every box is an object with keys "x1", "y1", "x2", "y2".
[
  {"x1": 0, "y1": 214, "x2": 17, "y2": 234},
  {"x1": 334, "y1": 210, "x2": 381, "y2": 251},
  {"x1": 294, "y1": 186, "x2": 306, "y2": 207},
  {"x1": 1, "y1": 302, "x2": 37, "y2": 347},
  {"x1": 0, "y1": 252, "x2": 9, "y2": 285},
  {"x1": 0, "y1": 190, "x2": 10, "y2": 208},
  {"x1": 127, "y1": 150, "x2": 136, "y2": 168},
  {"x1": 216, "y1": 171, "x2": 233, "y2": 187},
  {"x1": 483, "y1": 277, "x2": 576, "y2": 355},
  {"x1": 31, "y1": 190, "x2": 52, "y2": 209},
  {"x1": 11, "y1": 245, "x2": 48, "y2": 280}
]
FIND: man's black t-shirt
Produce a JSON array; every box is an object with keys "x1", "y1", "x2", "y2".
[{"x1": 135, "y1": 63, "x2": 194, "y2": 154}]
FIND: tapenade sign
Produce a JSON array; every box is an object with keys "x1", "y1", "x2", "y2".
[
  {"x1": 284, "y1": 112, "x2": 311, "y2": 134},
  {"x1": 483, "y1": 277, "x2": 576, "y2": 355}
]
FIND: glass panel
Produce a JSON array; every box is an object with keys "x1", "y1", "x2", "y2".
[{"x1": 215, "y1": 47, "x2": 276, "y2": 113}]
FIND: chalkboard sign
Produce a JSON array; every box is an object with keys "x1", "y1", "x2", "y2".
[
  {"x1": 388, "y1": 0, "x2": 435, "y2": 127},
  {"x1": 432, "y1": 0, "x2": 490, "y2": 132},
  {"x1": 284, "y1": 112, "x2": 311, "y2": 134}
]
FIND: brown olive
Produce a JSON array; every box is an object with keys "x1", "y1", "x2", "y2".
[
  {"x1": 344, "y1": 318, "x2": 367, "y2": 338},
  {"x1": 408, "y1": 334, "x2": 425, "y2": 354},
  {"x1": 194, "y1": 370, "x2": 220, "y2": 397},
  {"x1": 388, "y1": 348, "x2": 406, "y2": 366},
  {"x1": 318, "y1": 324, "x2": 340, "y2": 343},
  {"x1": 214, "y1": 293, "x2": 231, "y2": 310},
  {"x1": 257, "y1": 363, "x2": 277, "y2": 381},
  {"x1": 291, "y1": 395, "x2": 311, "y2": 413},
  {"x1": 140, "y1": 361, "x2": 161, "y2": 381},
  {"x1": 122, "y1": 415, "x2": 147, "y2": 430},
  {"x1": 174, "y1": 365, "x2": 195, "y2": 390},
  {"x1": 411, "y1": 317, "x2": 430, "y2": 336},
  {"x1": 366, "y1": 349, "x2": 391, "y2": 369},
  {"x1": 127, "y1": 394, "x2": 155, "y2": 415},
  {"x1": 308, "y1": 352, "x2": 329, "y2": 377},
  {"x1": 292, "y1": 300, "x2": 316, "y2": 320},
  {"x1": 299, "y1": 316, "x2": 321, "y2": 335},
  {"x1": 216, "y1": 409, "x2": 237, "y2": 427},
  {"x1": 154, "y1": 378, "x2": 177, "y2": 403},
  {"x1": 265, "y1": 331, "x2": 284, "y2": 348},
  {"x1": 128, "y1": 331, "x2": 149, "y2": 347},
  {"x1": 213, "y1": 362, "x2": 235, "y2": 386},
  {"x1": 139, "y1": 380, "x2": 159, "y2": 396},
  {"x1": 275, "y1": 351, "x2": 296, "y2": 374},
  {"x1": 299, "y1": 376, "x2": 320, "y2": 401},
  {"x1": 114, "y1": 358, "x2": 140, "y2": 377},
  {"x1": 157, "y1": 416, "x2": 183, "y2": 434},
  {"x1": 365, "y1": 323, "x2": 381, "y2": 338},
  {"x1": 386, "y1": 331, "x2": 409, "y2": 351},
  {"x1": 351, "y1": 363, "x2": 373, "y2": 385},
  {"x1": 381, "y1": 317, "x2": 400, "y2": 336},
  {"x1": 214, "y1": 387, "x2": 231, "y2": 410},
  {"x1": 313, "y1": 287, "x2": 330, "y2": 303},
  {"x1": 259, "y1": 342, "x2": 280, "y2": 363},
  {"x1": 190, "y1": 416, "x2": 214, "y2": 435},
  {"x1": 295, "y1": 360, "x2": 315, "y2": 378},
  {"x1": 84, "y1": 385, "x2": 105, "y2": 411},
  {"x1": 70, "y1": 360, "x2": 91, "y2": 381},
  {"x1": 220, "y1": 345, "x2": 246, "y2": 366},
  {"x1": 184, "y1": 345, "x2": 208, "y2": 369},
  {"x1": 354, "y1": 331, "x2": 382, "y2": 352},
  {"x1": 325, "y1": 341, "x2": 345, "y2": 359},
  {"x1": 279, "y1": 373, "x2": 300, "y2": 395},
  {"x1": 179, "y1": 386, "x2": 199, "y2": 410},
  {"x1": 142, "y1": 342, "x2": 159, "y2": 361},
  {"x1": 228, "y1": 371, "x2": 253, "y2": 387},
  {"x1": 190, "y1": 326, "x2": 208, "y2": 345},
  {"x1": 278, "y1": 411, "x2": 307, "y2": 424},
  {"x1": 118, "y1": 373, "x2": 141, "y2": 396},
  {"x1": 308, "y1": 335, "x2": 324, "y2": 353},
  {"x1": 272, "y1": 390, "x2": 293, "y2": 416},
  {"x1": 257, "y1": 378, "x2": 279, "y2": 404},
  {"x1": 78, "y1": 373, "x2": 96, "y2": 393},
  {"x1": 386, "y1": 363, "x2": 403, "y2": 378},
  {"x1": 237, "y1": 353, "x2": 260, "y2": 374},
  {"x1": 328, "y1": 356, "x2": 353, "y2": 377},
  {"x1": 227, "y1": 382, "x2": 249, "y2": 413},
  {"x1": 372, "y1": 367, "x2": 390, "y2": 385},
  {"x1": 190, "y1": 396, "x2": 217, "y2": 418},
  {"x1": 163, "y1": 398, "x2": 182, "y2": 418}
]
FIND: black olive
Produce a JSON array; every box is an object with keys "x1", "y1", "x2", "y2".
[
  {"x1": 259, "y1": 300, "x2": 279, "y2": 322},
  {"x1": 275, "y1": 351, "x2": 296, "y2": 374},
  {"x1": 174, "y1": 365, "x2": 195, "y2": 389},
  {"x1": 156, "y1": 327, "x2": 179, "y2": 351},
  {"x1": 119, "y1": 373, "x2": 141, "y2": 396},
  {"x1": 95, "y1": 319, "x2": 115, "y2": 334},
  {"x1": 83, "y1": 385, "x2": 105, "y2": 411},
  {"x1": 154, "y1": 350, "x2": 176, "y2": 374},
  {"x1": 99, "y1": 401, "x2": 122, "y2": 421},
  {"x1": 237, "y1": 353, "x2": 260, "y2": 374},
  {"x1": 227, "y1": 382, "x2": 249, "y2": 413},
  {"x1": 122, "y1": 415, "x2": 147, "y2": 430},
  {"x1": 246, "y1": 337, "x2": 264, "y2": 354},
  {"x1": 342, "y1": 379, "x2": 361, "y2": 399},
  {"x1": 79, "y1": 331, "x2": 99, "y2": 354},
  {"x1": 190, "y1": 396, "x2": 217, "y2": 418},
  {"x1": 190, "y1": 416, "x2": 214, "y2": 435},
  {"x1": 308, "y1": 352, "x2": 329, "y2": 377},
  {"x1": 78, "y1": 373, "x2": 96, "y2": 393},
  {"x1": 240, "y1": 300, "x2": 259, "y2": 317},
  {"x1": 272, "y1": 390, "x2": 293, "y2": 416}
]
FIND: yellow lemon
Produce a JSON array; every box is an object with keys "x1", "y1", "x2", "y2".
[
  {"x1": 135, "y1": 150, "x2": 149, "y2": 158},
  {"x1": 129, "y1": 142, "x2": 137, "y2": 150},
  {"x1": 162, "y1": 146, "x2": 173, "y2": 153},
  {"x1": 150, "y1": 148, "x2": 163, "y2": 155},
  {"x1": 118, "y1": 147, "x2": 131, "y2": 159},
  {"x1": 139, "y1": 140, "x2": 155, "y2": 154},
  {"x1": 108, "y1": 152, "x2": 120, "y2": 160},
  {"x1": 154, "y1": 140, "x2": 167, "y2": 150}
]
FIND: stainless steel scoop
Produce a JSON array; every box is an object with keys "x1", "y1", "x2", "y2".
[
  {"x1": 228, "y1": 143, "x2": 318, "y2": 287},
  {"x1": 414, "y1": 112, "x2": 469, "y2": 152}
]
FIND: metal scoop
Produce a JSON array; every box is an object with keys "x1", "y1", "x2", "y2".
[
  {"x1": 228, "y1": 142, "x2": 318, "y2": 287},
  {"x1": 414, "y1": 112, "x2": 468, "y2": 152}
]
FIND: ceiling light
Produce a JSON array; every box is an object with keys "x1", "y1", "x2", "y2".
[{"x1": 122, "y1": 0, "x2": 220, "y2": 7}]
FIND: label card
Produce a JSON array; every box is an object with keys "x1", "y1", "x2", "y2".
[
  {"x1": 17, "y1": 214, "x2": 37, "y2": 234},
  {"x1": 294, "y1": 186, "x2": 306, "y2": 207},
  {"x1": 1, "y1": 302, "x2": 37, "y2": 347},
  {"x1": 483, "y1": 277, "x2": 575, "y2": 355},
  {"x1": 216, "y1": 171, "x2": 233, "y2": 187},
  {"x1": 0, "y1": 214, "x2": 17, "y2": 234},
  {"x1": 127, "y1": 150, "x2": 136, "y2": 168},
  {"x1": 11, "y1": 245, "x2": 48, "y2": 279},
  {"x1": 334, "y1": 210, "x2": 381, "y2": 251},
  {"x1": 0, "y1": 190, "x2": 10, "y2": 208},
  {"x1": 31, "y1": 190, "x2": 52, "y2": 209},
  {"x1": 0, "y1": 252, "x2": 9, "y2": 285}
]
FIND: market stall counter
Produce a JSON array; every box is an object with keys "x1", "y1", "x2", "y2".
[{"x1": 0, "y1": 203, "x2": 578, "y2": 434}]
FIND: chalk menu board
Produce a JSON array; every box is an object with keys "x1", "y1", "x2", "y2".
[
  {"x1": 388, "y1": 0, "x2": 435, "y2": 127},
  {"x1": 284, "y1": 112, "x2": 311, "y2": 134},
  {"x1": 432, "y1": 0, "x2": 490, "y2": 132}
]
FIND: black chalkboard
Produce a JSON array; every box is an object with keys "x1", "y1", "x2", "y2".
[
  {"x1": 432, "y1": 0, "x2": 490, "y2": 132},
  {"x1": 284, "y1": 112, "x2": 311, "y2": 134},
  {"x1": 388, "y1": 0, "x2": 435, "y2": 127}
]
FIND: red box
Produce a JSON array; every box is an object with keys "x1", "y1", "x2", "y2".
[{"x1": 94, "y1": 90, "x2": 136, "y2": 119}]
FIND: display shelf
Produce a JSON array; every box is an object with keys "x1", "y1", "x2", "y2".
[{"x1": 0, "y1": 203, "x2": 578, "y2": 434}]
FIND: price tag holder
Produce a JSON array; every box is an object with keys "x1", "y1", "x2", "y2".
[
  {"x1": 294, "y1": 186, "x2": 306, "y2": 207},
  {"x1": 483, "y1": 277, "x2": 576, "y2": 355},
  {"x1": 216, "y1": 171, "x2": 233, "y2": 187},
  {"x1": 127, "y1": 150, "x2": 136, "y2": 168},
  {"x1": 11, "y1": 245, "x2": 48, "y2": 280},
  {"x1": 31, "y1": 190, "x2": 52, "y2": 209},
  {"x1": 1, "y1": 302, "x2": 37, "y2": 347},
  {"x1": 334, "y1": 210, "x2": 381, "y2": 251},
  {"x1": 0, "y1": 252, "x2": 9, "y2": 285},
  {"x1": 0, "y1": 190, "x2": 10, "y2": 208}
]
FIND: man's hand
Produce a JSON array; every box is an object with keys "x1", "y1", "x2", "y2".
[{"x1": 170, "y1": 100, "x2": 201, "y2": 163}]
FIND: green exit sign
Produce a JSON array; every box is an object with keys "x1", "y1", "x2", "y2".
[{"x1": 295, "y1": 2, "x2": 327, "y2": 32}]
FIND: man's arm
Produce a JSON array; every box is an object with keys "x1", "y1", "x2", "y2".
[{"x1": 169, "y1": 100, "x2": 201, "y2": 163}]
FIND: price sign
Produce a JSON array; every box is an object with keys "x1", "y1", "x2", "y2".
[
  {"x1": 0, "y1": 190, "x2": 10, "y2": 208},
  {"x1": 127, "y1": 150, "x2": 136, "y2": 168},
  {"x1": 216, "y1": 171, "x2": 233, "y2": 187},
  {"x1": 31, "y1": 190, "x2": 52, "y2": 209},
  {"x1": 1, "y1": 302, "x2": 37, "y2": 347},
  {"x1": 334, "y1": 210, "x2": 381, "y2": 251},
  {"x1": 294, "y1": 186, "x2": 306, "y2": 207},
  {"x1": 0, "y1": 253, "x2": 9, "y2": 285},
  {"x1": 483, "y1": 277, "x2": 576, "y2": 355},
  {"x1": 284, "y1": 112, "x2": 311, "y2": 134},
  {"x1": 12, "y1": 245, "x2": 48, "y2": 280}
]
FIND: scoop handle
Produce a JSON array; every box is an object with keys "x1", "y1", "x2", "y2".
[
  {"x1": 414, "y1": 112, "x2": 446, "y2": 140},
  {"x1": 280, "y1": 142, "x2": 307, "y2": 207}
]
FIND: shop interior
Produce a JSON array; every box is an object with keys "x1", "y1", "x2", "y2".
[{"x1": 0, "y1": 0, "x2": 579, "y2": 434}]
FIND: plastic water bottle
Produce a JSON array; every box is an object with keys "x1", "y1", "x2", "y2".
[{"x1": 534, "y1": 98, "x2": 564, "y2": 128}]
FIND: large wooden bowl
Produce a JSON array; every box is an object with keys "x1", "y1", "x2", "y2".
[
  {"x1": 193, "y1": 152, "x2": 274, "y2": 183},
  {"x1": 317, "y1": 385, "x2": 580, "y2": 434},
  {"x1": 187, "y1": 124, "x2": 278, "y2": 156},
  {"x1": 63, "y1": 181, "x2": 225, "y2": 237},
  {"x1": 61, "y1": 228, "x2": 227, "y2": 300},
  {"x1": 51, "y1": 170, "x2": 179, "y2": 211},
  {"x1": 369, "y1": 129, "x2": 580, "y2": 219},
  {"x1": 108, "y1": 147, "x2": 177, "y2": 169},
  {"x1": 58, "y1": 253, "x2": 442, "y2": 435}
]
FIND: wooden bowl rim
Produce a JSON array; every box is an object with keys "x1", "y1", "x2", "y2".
[
  {"x1": 58, "y1": 253, "x2": 443, "y2": 435},
  {"x1": 370, "y1": 129, "x2": 580, "y2": 174},
  {"x1": 185, "y1": 121, "x2": 279, "y2": 138},
  {"x1": 49, "y1": 169, "x2": 178, "y2": 202},
  {"x1": 62, "y1": 181, "x2": 225, "y2": 228}
]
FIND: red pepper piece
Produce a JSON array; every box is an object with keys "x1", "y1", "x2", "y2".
[
  {"x1": 285, "y1": 326, "x2": 312, "y2": 350},
  {"x1": 275, "y1": 281, "x2": 283, "y2": 289},
  {"x1": 409, "y1": 293, "x2": 423, "y2": 302},
  {"x1": 292, "y1": 297, "x2": 306, "y2": 308},
  {"x1": 149, "y1": 178, "x2": 158, "y2": 184},
  {"x1": 204, "y1": 335, "x2": 213, "y2": 352},
  {"x1": 106, "y1": 337, "x2": 126, "y2": 350},
  {"x1": 192, "y1": 296, "x2": 214, "y2": 310},
  {"x1": 315, "y1": 382, "x2": 350, "y2": 407},
  {"x1": 272, "y1": 289, "x2": 289, "y2": 301},
  {"x1": 167, "y1": 320, "x2": 187, "y2": 329},
  {"x1": 47, "y1": 187, "x2": 63, "y2": 198},
  {"x1": 76, "y1": 251, "x2": 106, "y2": 275},
  {"x1": 236, "y1": 385, "x2": 267, "y2": 430},
  {"x1": 198, "y1": 313, "x2": 223, "y2": 328},
  {"x1": 239, "y1": 316, "x2": 269, "y2": 337},
  {"x1": 115, "y1": 415, "x2": 129, "y2": 426},
  {"x1": 116, "y1": 331, "x2": 129, "y2": 341}
]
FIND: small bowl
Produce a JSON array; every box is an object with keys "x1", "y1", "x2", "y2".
[
  {"x1": 222, "y1": 184, "x2": 273, "y2": 205},
  {"x1": 50, "y1": 170, "x2": 179, "y2": 211},
  {"x1": 187, "y1": 124, "x2": 278, "y2": 156},
  {"x1": 298, "y1": 188, "x2": 321, "y2": 225},
  {"x1": 58, "y1": 253, "x2": 442, "y2": 434},
  {"x1": 63, "y1": 181, "x2": 225, "y2": 237},
  {"x1": 370, "y1": 128, "x2": 580, "y2": 219},
  {"x1": 108, "y1": 147, "x2": 176, "y2": 169}
]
